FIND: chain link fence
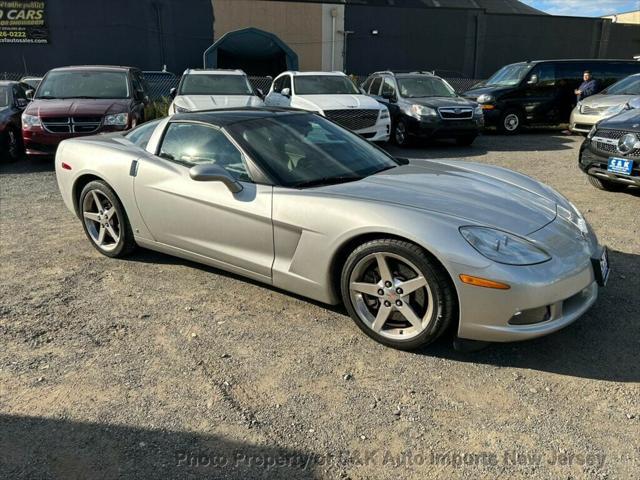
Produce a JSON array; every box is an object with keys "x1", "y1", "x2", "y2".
[{"x1": 2, "y1": 71, "x2": 483, "y2": 99}]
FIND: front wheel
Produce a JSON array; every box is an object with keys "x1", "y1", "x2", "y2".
[
  {"x1": 498, "y1": 109, "x2": 522, "y2": 134},
  {"x1": 79, "y1": 180, "x2": 136, "y2": 258},
  {"x1": 2, "y1": 127, "x2": 22, "y2": 161},
  {"x1": 341, "y1": 239, "x2": 456, "y2": 350},
  {"x1": 588, "y1": 175, "x2": 627, "y2": 192},
  {"x1": 393, "y1": 119, "x2": 411, "y2": 147}
]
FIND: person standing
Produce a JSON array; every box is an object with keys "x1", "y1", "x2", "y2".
[{"x1": 575, "y1": 71, "x2": 599, "y2": 101}]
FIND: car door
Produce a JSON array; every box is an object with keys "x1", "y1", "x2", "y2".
[
  {"x1": 378, "y1": 77, "x2": 401, "y2": 120},
  {"x1": 133, "y1": 120, "x2": 274, "y2": 280},
  {"x1": 522, "y1": 63, "x2": 559, "y2": 124}
]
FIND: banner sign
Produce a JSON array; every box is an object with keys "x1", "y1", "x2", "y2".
[{"x1": 0, "y1": 1, "x2": 48, "y2": 44}]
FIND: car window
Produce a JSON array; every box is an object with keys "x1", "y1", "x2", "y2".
[
  {"x1": 178, "y1": 74, "x2": 253, "y2": 95},
  {"x1": 369, "y1": 77, "x2": 382, "y2": 95},
  {"x1": 37, "y1": 70, "x2": 130, "y2": 99},
  {"x1": 125, "y1": 119, "x2": 161, "y2": 149},
  {"x1": 381, "y1": 78, "x2": 396, "y2": 97},
  {"x1": 13, "y1": 84, "x2": 27, "y2": 101},
  {"x1": 293, "y1": 75, "x2": 359, "y2": 95},
  {"x1": 0, "y1": 85, "x2": 10, "y2": 107},
  {"x1": 361, "y1": 76, "x2": 373, "y2": 92},
  {"x1": 282, "y1": 75, "x2": 292, "y2": 92},
  {"x1": 531, "y1": 64, "x2": 556, "y2": 86},
  {"x1": 273, "y1": 76, "x2": 284, "y2": 93},
  {"x1": 158, "y1": 122, "x2": 250, "y2": 181}
]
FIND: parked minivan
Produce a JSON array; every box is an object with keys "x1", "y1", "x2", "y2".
[
  {"x1": 464, "y1": 59, "x2": 640, "y2": 134},
  {"x1": 22, "y1": 65, "x2": 150, "y2": 156}
]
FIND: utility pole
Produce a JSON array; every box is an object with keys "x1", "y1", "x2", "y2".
[{"x1": 339, "y1": 30, "x2": 354, "y2": 73}]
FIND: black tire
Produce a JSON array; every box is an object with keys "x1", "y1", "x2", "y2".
[
  {"x1": 588, "y1": 175, "x2": 627, "y2": 192},
  {"x1": 392, "y1": 119, "x2": 411, "y2": 147},
  {"x1": 79, "y1": 180, "x2": 136, "y2": 258},
  {"x1": 498, "y1": 109, "x2": 522, "y2": 135},
  {"x1": 455, "y1": 135, "x2": 477, "y2": 146},
  {"x1": 2, "y1": 126, "x2": 23, "y2": 161},
  {"x1": 340, "y1": 238, "x2": 457, "y2": 350}
]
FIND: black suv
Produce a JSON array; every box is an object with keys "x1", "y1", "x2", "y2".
[
  {"x1": 464, "y1": 59, "x2": 640, "y2": 134},
  {"x1": 362, "y1": 71, "x2": 483, "y2": 146},
  {"x1": 579, "y1": 106, "x2": 640, "y2": 192}
]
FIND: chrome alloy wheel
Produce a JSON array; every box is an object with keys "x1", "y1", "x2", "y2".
[
  {"x1": 349, "y1": 252, "x2": 434, "y2": 340},
  {"x1": 82, "y1": 190, "x2": 120, "y2": 252},
  {"x1": 503, "y1": 113, "x2": 519, "y2": 132}
]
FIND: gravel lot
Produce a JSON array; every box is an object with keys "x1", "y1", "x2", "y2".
[{"x1": 1, "y1": 131, "x2": 639, "y2": 479}]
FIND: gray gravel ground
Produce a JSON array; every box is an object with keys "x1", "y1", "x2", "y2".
[{"x1": 1, "y1": 131, "x2": 639, "y2": 479}]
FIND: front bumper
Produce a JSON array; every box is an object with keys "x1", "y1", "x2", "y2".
[
  {"x1": 355, "y1": 118, "x2": 391, "y2": 142},
  {"x1": 22, "y1": 125, "x2": 126, "y2": 156},
  {"x1": 579, "y1": 141, "x2": 640, "y2": 187},
  {"x1": 454, "y1": 219, "x2": 603, "y2": 342},
  {"x1": 406, "y1": 115, "x2": 482, "y2": 139},
  {"x1": 570, "y1": 109, "x2": 601, "y2": 133}
]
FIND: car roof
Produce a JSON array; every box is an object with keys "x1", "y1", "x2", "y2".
[
  {"x1": 170, "y1": 107, "x2": 309, "y2": 127},
  {"x1": 278, "y1": 71, "x2": 347, "y2": 77},
  {"x1": 48, "y1": 65, "x2": 135, "y2": 72},
  {"x1": 183, "y1": 69, "x2": 246, "y2": 76}
]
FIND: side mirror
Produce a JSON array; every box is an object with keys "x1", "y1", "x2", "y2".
[
  {"x1": 169, "y1": 87, "x2": 177, "y2": 98},
  {"x1": 382, "y1": 92, "x2": 397, "y2": 103},
  {"x1": 395, "y1": 157, "x2": 410, "y2": 165},
  {"x1": 189, "y1": 164, "x2": 243, "y2": 193},
  {"x1": 281, "y1": 87, "x2": 291, "y2": 97},
  {"x1": 16, "y1": 98, "x2": 29, "y2": 108},
  {"x1": 25, "y1": 89, "x2": 34, "y2": 100},
  {"x1": 527, "y1": 74, "x2": 538, "y2": 85},
  {"x1": 628, "y1": 97, "x2": 640, "y2": 110}
]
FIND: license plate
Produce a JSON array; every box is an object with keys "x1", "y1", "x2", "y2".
[
  {"x1": 607, "y1": 157, "x2": 634, "y2": 176},
  {"x1": 592, "y1": 247, "x2": 610, "y2": 287}
]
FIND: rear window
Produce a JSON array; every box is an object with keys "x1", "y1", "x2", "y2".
[
  {"x1": 0, "y1": 85, "x2": 9, "y2": 107},
  {"x1": 37, "y1": 70, "x2": 130, "y2": 99}
]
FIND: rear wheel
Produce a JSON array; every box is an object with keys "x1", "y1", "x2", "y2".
[
  {"x1": 588, "y1": 175, "x2": 627, "y2": 192},
  {"x1": 498, "y1": 109, "x2": 522, "y2": 134},
  {"x1": 341, "y1": 239, "x2": 456, "y2": 350},
  {"x1": 79, "y1": 180, "x2": 136, "y2": 258},
  {"x1": 2, "y1": 126, "x2": 22, "y2": 161}
]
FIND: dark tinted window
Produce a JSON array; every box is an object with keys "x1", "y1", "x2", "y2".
[
  {"x1": 381, "y1": 77, "x2": 396, "y2": 97},
  {"x1": 361, "y1": 76, "x2": 373, "y2": 91},
  {"x1": 159, "y1": 122, "x2": 249, "y2": 180},
  {"x1": 605, "y1": 74, "x2": 640, "y2": 95},
  {"x1": 530, "y1": 63, "x2": 556, "y2": 86},
  {"x1": 369, "y1": 77, "x2": 382, "y2": 95},
  {"x1": 294, "y1": 75, "x2": 359, "y2": 95},
  {"x1": 273, "y1": 76, "x2": 284, "y2": 93},
  {"x1": 0, "y1": 86, "x2": 10, "y2": 107},
  {"x1": 398, "y1": 77, "x2": 456, "y2": 98},
  {"x1": 282, "y1": 75, "x2": 292, "y2": 92},
  {"x1": 13, "y1": 84, "x2": 28, "y2": 100}
]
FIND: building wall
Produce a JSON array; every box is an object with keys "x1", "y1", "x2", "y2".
[
  {"x1": 603, "y1": 11, "x2": 640, "y2": 25},
  {"x1": 212, "y1": 0, "x2": 344, "y2": 71},
  {"x1": 0, "y1": 0, "x2": 213, "y2": 75},
  {"x1": 344, "y1": 6, "x2": 640, "y2": 78}
]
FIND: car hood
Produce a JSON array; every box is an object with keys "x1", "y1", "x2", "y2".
[
  {"x1": 581, "y1": 94, "x2": 636, "y2": 108},
  {"x1": 462, "y1": 85, "x2": 512, "y2": 100},
  {"x1": 597, "y1": 108, "x2": 640, "y2": 130},
  {"x1": 24, "y1": 98, "x2": 131, "y2": 117},
  {"x1": 175, "y1": 94, "x2": 263, "y2": 111},
  {"x1": 408, "y1": 96, "x2": 477, "y2": 108},
  {"x1": 294, "y1": 94, "x2": 381, "y2": 112},
  {"x1": 317, "y1": 160, "x2": 558, "y2": 235}
]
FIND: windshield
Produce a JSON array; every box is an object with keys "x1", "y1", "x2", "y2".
[
  {"x1": 293, "y1": 76, "x2": 359, "y2": 95},
  {"x1": 227, "y1": 113, "x2": 397, "y2": 187},
  {"x1": 605, "y1": 75, "x2": 640, "y2": 96},
  {"x1": 178, "y1": 74, "x2": 253, "y2": 95},
  {"x1": 398, "y1": 77, "x2": 456, "y2": 98},
  {"x1": 484, "y1": 64, "x2": 533, "y2": 87},
  {"x1": 0, "y1": 86, "x2": 9, "y2": 107},
  {"x1": 36, "y1": 70, "x2": 130, "y2": 99}
]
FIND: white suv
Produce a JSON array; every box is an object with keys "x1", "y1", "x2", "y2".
[
  {"x1": 264, "y1": 71, "x2": 390, "y2": 142},
  {"x1": 169, "y1": 69, "x2": 263, "y2": 114}
]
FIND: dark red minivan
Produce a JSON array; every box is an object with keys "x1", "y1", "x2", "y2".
[{"x1": 22, "y1": 65, "x2": 149, "y2": 157}]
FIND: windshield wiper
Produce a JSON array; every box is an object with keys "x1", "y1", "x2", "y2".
[{"x1": 292, "y1": 175, "x2": 364, "y2": 188}]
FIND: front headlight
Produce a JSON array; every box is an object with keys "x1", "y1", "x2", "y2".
[
  {"x1": 22, "y1": 113, "x2": 41, "y2": 127},
  {"x1": 409, "y1": 104, "x2": 437, "y2": 118},
  {"x1": 558, "y1": 203, "x2": 589, "y2": 236},
  {"x1": 460, "y1": 226, "x2": 551, "y2": 265},
  {"x1": 174, "y1": 105, "x2": 191, "y2": 113},
  {"x1": 476, "y1": 94, "x2": 494, "y2": 104},
  {"x1": 379, "y1": 107, "x2": 390, "y2": 119},
  {"x1": 474, "y1": 105, "x2": 483, "y2": 116},
  {"x1": 104, "y1": 113, "x2": 129, "y2": 126}
]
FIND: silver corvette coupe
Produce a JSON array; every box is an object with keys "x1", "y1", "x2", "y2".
[{"x1": 55, "y1": 108, "x2": 609, "y2": 350}]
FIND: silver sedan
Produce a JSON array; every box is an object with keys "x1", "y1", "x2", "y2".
[{"x1": 55, "y1": 108, "x2": 608, "y2": 350}]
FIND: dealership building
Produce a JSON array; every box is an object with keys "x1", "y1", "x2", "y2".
[{"x1": 2, "y1": 0, "x2": 639, "y2": 79}]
